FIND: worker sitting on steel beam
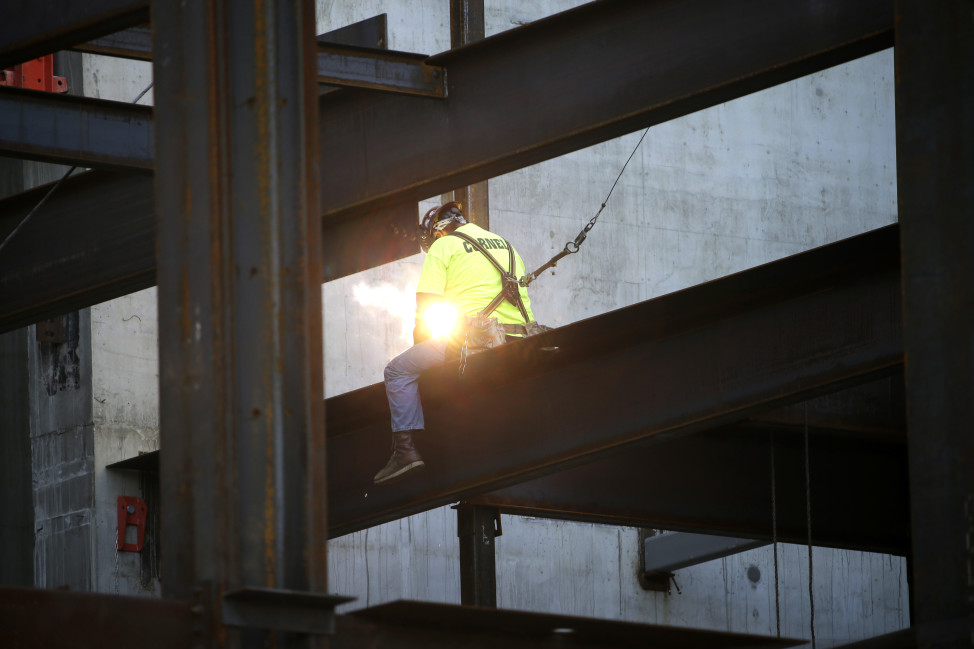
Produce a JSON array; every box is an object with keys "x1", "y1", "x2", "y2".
[{"x1": 374, "y1": 201, "x2": 544, "y2": 484}]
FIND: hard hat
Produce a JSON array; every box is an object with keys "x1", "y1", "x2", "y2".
[{"x1": 419, "y1": 201, "x2": 466, "y2": 252}]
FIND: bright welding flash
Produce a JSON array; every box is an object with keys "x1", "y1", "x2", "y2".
[{"x1": 424, "y1": 302, "x2": 458, "y2": 339}]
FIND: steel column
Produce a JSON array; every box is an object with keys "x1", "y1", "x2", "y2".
[
  {"x1": 895, "y1": 0, "x2": 974, "y2": 644},
  {"x1": 447, "y1": 0, "x2": 489, "y2": 228},
  {"x1": 470, "y1": 422, "x2": 909, "y2": 556},
  {"x1": 151, "y1": 1, "x2": 325, "y2": 646},
  {"x1": 0, "y1": 0, "x2": 149, "y2": 69},
  {"x1": 456, "y1": 504, "x2": 500, "y2": 607},
  {"x1": 326, "y1": 226, "x2": 904, "y2": 537}
]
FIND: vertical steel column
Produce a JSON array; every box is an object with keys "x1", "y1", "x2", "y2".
[
  {"x1": 456, "y1": 504, "x2": 500, "y2": 607},
  {"x1": 447, "y1": 0, "x2": 489, "y2": 228},
  {"x1": 151, "y1": 0, "x2": 325, "y2": 644},
  {"x1": 895, "y1": 0, "x2": 974, "y2": 644}
]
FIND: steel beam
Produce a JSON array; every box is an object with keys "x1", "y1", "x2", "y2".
[
  {"x1": 895, "y1": 0, "x2": 974, "y2": 643},
  {"x1": 0, "y1": 586, "x2": 203, "y2": 649},
  {"x1": 317, "y1": 43, "x2": 445, "y2": 97},
  {"x1": 642, "y1": 533, "x2": 768, "y2": 574},
  {"x1": 71, "y1": 25, "x2": 153, "y2": 61},
  {"x1": 326, "y1": 226, "x2": 904, "y2": 537},
  {"x1": 152, "y1": 7, "x2": 326, "y2": 649},
  {"x1": 71, "y1": 16, "x2": 390, "y2": 62},
  {"x1": 0, "y1": 0, "x2": 891, "y2": 328},
  {"x1": 470, "y1": 422, "x2": 909, "y2": 556},
  {"x1": 318, "y1": 0, "x2": 893, "y2": 220},
  {"x1": 0, "y1": 87, "x2": 153, "y2": 169},
  {"x1": 337, "y1": 601, "x2": 802, "y2": 649},
  {"x1": 0, "y1": 0, "x2": 149, "y2": 69}
]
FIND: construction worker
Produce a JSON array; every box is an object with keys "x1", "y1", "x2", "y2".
[{"x1": 373, "y1": 201, "x2": 539, "y2": 484}]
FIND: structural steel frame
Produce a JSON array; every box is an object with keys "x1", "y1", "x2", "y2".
[{"x1": 0, "y1": 0, "x2": 971, "y2": 647}]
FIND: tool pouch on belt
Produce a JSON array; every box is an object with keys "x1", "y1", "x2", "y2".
[{"x1": 462, "y1": 314, "x2": 507, "y2": 354}]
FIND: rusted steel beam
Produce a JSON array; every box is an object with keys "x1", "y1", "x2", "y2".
[
  {"x1": 0, "y1": 586, "x2": 203, "y2": 649},
  {"x1": 326, "y1": 226, "x2": 904, "y2": 537},
  {"x1": 152, "y1": 4, "x2": 326, "y2": 639},
  {"x1": 0, "y1": 0, "x2": 149, "y2": 69},
  {"x1": 317, "y1": 43, "x2": 445, "y2": 97}
]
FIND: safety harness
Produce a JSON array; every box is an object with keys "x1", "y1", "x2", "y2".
[{"x1": 448, "y1": 230, "x2": 530, "y2": 324}]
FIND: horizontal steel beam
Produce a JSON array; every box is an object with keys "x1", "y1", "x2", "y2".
[
  {"x1": 0, "y1": 169, "x2": 419, "y2": 333},
  {"x1": 318, "y1": 0, "x2": 893, "y2": 220},
  {"x1": 70, "y1": 26, "x2": 152, "y2": 61},
  {"x1": 0, "y1": 0, "x2": 149, "y2": 69},
  {"x1": 0, "y1": 586, "x2": 201, "y2": 648},
  {"x1": 642, "y1": 532, "x2": 769, "y2": 574},
  {"x1": 337, "y1": 601, "x2": 802, "y2": 649},
  {"x1": 318, "y1": 43, "x2": 445, "y2": 97},
  {"x1": 325, "y1": 226, "x2": 904, "y2": 537},
  {"x1": 0, "y1": 87, "x2": 153, "y2": 169},
  {"x1": 470, "y1": 420, "x2": 910, "y2": 556}
]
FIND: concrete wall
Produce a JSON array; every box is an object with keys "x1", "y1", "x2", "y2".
[
  {"x1": 81, "y1": 54, "x2": 161, "y2": 595},
  {"x1": 28, "y1": 309, "x2": 94, "y2": 590}
]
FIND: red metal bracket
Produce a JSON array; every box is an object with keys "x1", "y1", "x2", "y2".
[
  {"x1": 0, "y1": 55, "x2": 67, "y2": 93},
  {"x1": 116, "y1": 496, "x2": 147, "y2": 551}
]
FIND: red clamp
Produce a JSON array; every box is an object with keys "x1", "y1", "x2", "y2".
[
  {"x1": 116, "y1": 496, "x2": 147, "y2": 551},
  {"x1": 0, "y1": 55, "x2": 67, "y2": 93}
]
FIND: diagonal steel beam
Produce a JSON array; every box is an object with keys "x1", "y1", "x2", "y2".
[
  {"x1": 325, "y1": 226, "x2": 904, "y2": 537},
  {"x1": 317, "y1": 0, "x2": 893, "y2": 220},
  {"x1": 0, "y1": 0, "x2": 892, "y2": 331},
  {"x1": 0, "y1": 0, "x2": 149, "y2": 69}
]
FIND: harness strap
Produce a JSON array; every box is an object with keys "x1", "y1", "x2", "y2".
[{"x1": 449, "y1": 230, "x2": 530, "y2": 322}]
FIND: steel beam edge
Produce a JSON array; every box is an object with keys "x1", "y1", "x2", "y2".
[
  {"x1": 0, "y1": 0, "x2": 149, "y2": 69},
  {"x1": 0, "y1": 86, "x2": 154, "y2": 169},
  {"x1": 0, "y1": 586, "x2": 204, "y2": 649},
  {"x1": 317, "y1": 43, "x2": 445, "y2": 97},
  {"x1": 325, "y1": 225, "x2": 904, "y2": 538},
  {"x1": 335, "y1": 600, "x2": 803, "y2": 649}
]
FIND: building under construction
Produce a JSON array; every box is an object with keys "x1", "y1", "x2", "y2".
[{"x1": 0, "y1": 1, "x2": 970, "y2": 648}]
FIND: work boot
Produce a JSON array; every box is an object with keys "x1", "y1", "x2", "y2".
[{"x1": 373, "y1": 430, "x2": 425, "y2": 484}]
